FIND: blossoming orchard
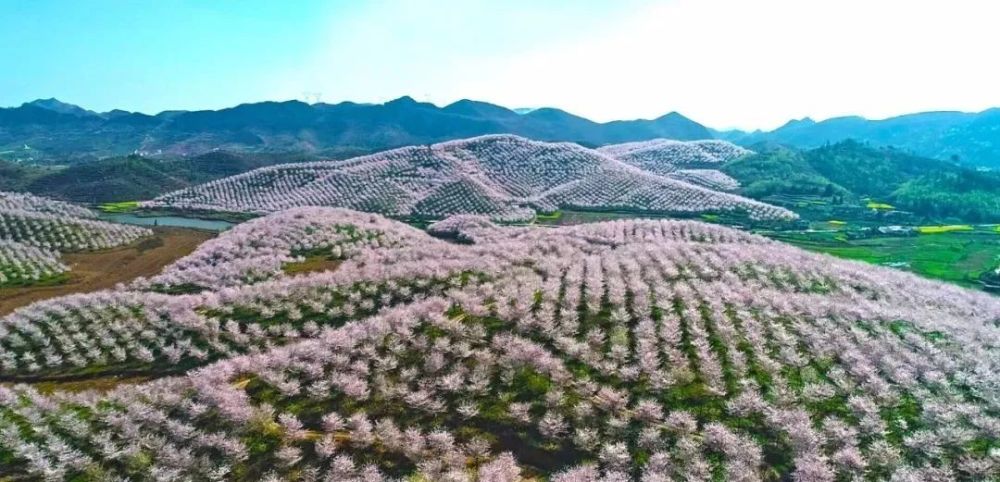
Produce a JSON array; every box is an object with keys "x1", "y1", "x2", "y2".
[
  {"x1": 0, "y1": 208, "x2": 997, "y2": 480},
  {"x1": 0, "y1": 240, "x2": 67, "y2": 287},
  {"x1": 146, "y1": 135, "x2": 794, "y2": 222},
  {"x1": 0, "y1": 191, "x2": 151, "y2": 287}
]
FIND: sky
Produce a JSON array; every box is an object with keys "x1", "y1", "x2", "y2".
[{"x1": 2, "y1": 0, "x2": 999, "y2": 130}]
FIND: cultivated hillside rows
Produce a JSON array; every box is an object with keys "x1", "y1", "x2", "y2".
[
  {"x1": 665, "y1": 169, "x2": 740, "y2": 191},
  {"x1": 597, "y1": 139, "x2": 752, "y2": 171},
  {"x1": 0, "y1": 208, "x2": 997, "y2": 480},
  {"x1": 0, "y1": 191, "x2": 151, "y2": 252},
  {"x1": 598, "y1": 139, "x2": 746, "y2": 192},
  {"x1": 142, "y1": 207, "x2": 436, "y2": 289},
  {"x1": 0, "y1": 191, "x2": 151, "y2": 287},
  {"x1": 148, "y1": 135, "x2": 791, "y2": 221},
  {"x1": 0, "y1": 209, "x2": 151, "y2": 251},
  {"x1": 0, "y1": 240, "x2": 67, "y2": 286},
  {"x1": 0, "y1": 191, "x2": 97, "y2": 219}
]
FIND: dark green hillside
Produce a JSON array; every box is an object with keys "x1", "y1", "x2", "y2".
[
  {"x1": 0, "y1": 97, "x2": 713, "y2": 164},
  {"x1": 26, "y1": 155, "x2": 193, "y2": 203},
  {"x1": 892, "y1": 170, "x2": 1000, "y2": 222},
  {"x1": 0, "y1": 159, "x2": 53, "y2": 191},
  {"x1": 803, "y1": 140, "x2": 958, "y2": 198},
  {"x1": 16, "y1": 151, "x2": 321, "y2": 203},
  {"x1": 723, "y1": 140, "x2": 1000, "y2": 222},
  {"x1": 721, "y1": 144, "x2": 848, "y2": 199}
]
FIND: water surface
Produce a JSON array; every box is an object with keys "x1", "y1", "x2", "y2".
[{"x1": 98, "y1": 213, "x2": 234, "y2": 231}]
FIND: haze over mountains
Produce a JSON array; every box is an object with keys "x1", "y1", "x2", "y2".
[{"x1": 2, "y1": 97, "x2": 999, "y2": 168}]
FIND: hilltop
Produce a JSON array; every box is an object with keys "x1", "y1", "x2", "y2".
[
  {"x1": 0, "y1": 191, "x2": 152, "y2": 288},
  {"x1": 147, "y1": 135, "x2": 794, "y2": 222}
]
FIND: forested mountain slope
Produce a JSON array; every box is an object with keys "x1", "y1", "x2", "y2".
[
  {"x1": 720, "y1": 109, "x2": 1000, "y2": 169},
  {"x1": 722, "y1": 140, "x2": 1000, "y2": 222},
  {"x1": 0, "y1": 97, "x2": 711, "y2": 163},
  {"x1": 0, "y1": 151, "x2": 322, "y2": 203}
]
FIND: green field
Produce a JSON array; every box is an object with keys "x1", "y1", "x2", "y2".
[
  {"x1": 97, "y1": 200, "x2": 141, "y2": 213},
  {"x1": 767, "y1": 229, "x2": 1000, "y2": 291}
]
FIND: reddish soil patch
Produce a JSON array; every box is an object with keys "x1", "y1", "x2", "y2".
[
  {"x1": 283, "y1": 255, "x2": 342, "y2": 276},
  {"x1": 2, "y1": 375, "x2": 157, "y2": 394}
]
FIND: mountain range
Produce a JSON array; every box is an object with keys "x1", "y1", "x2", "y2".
[
  {"x1": 0, "y1": 97, "x2": 711, "y2": 163},
  {"x1": 3, "y1": 97, "x2": 999, "y2": 169},
  {"x1": 718, "y1": 109, "x2": 1000, "y2": 168}
]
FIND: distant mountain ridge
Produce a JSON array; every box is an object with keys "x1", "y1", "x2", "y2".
[
  {"x1": 6, "y1": 96, "x2": 1000, "y2": 169},
  {"x1": 0, "y1": 96, "x2": 712, "y2": 163},
  {"x1": 719, "y1": 109, "x2": 1000, "y2": 168}
]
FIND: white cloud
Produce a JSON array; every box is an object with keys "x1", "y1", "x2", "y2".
[{"x1": 288, "y1": 0, "x2": 1000, "y2": 130}]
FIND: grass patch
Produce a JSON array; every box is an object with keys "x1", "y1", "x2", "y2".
[
  {"x1": 916, "y1": 224, "x2": 974, "y2": 234},
  {"x1": 866, "y1": 201, "x2": 895, "y2": 210},
  {"x1": 0, "y1": 271, "x2": 71, "y2": 289},
  {"x1": 98, "y1": 200, "x2": 140, "y2": 213},
  {"x1": 7, "y1": 374, "x2": 155, "y2": 394},
  {"x1": 534, "y1": 210, "x2": 563, "y2": 222},
  {"x1": 768, "y1": 230, "x2": 1000, "y2": 291}
]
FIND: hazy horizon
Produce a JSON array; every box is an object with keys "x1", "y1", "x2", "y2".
[{"x1": 3, "y1": 0, "x2": 999, "y2": 130}]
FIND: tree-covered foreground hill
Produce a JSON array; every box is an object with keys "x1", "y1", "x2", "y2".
[{"x1": 0, "y1": 207, "x2": 997, "y2": 480}]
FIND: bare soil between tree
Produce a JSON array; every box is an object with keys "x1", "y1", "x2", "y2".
[{"x1": 0, "y1": 227, "x2": 215, "y2": 316}]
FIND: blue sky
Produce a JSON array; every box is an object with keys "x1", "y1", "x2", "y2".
[{"x1": 2, "y1": 0, "x2": 999, "y2": 130}]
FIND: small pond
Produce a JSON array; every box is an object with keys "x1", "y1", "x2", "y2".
[{"x1": 98, "y1": 213, "x2": 234, "y2": 231}]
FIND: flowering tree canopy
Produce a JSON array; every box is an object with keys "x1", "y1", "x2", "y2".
[
  {"x1": 0, "y1": 208, "x2": 997, "y2": 480},
  {"x1": 147, "y1": 135, "x2": 792, "y2": 221},
  {"x1": 0, "y1": 191, "x2": 151, "y2": 285}
]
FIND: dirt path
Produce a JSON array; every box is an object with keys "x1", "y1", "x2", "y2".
[{"x1": 0, "y1": 227, "x2": 214, "y2": 316}]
